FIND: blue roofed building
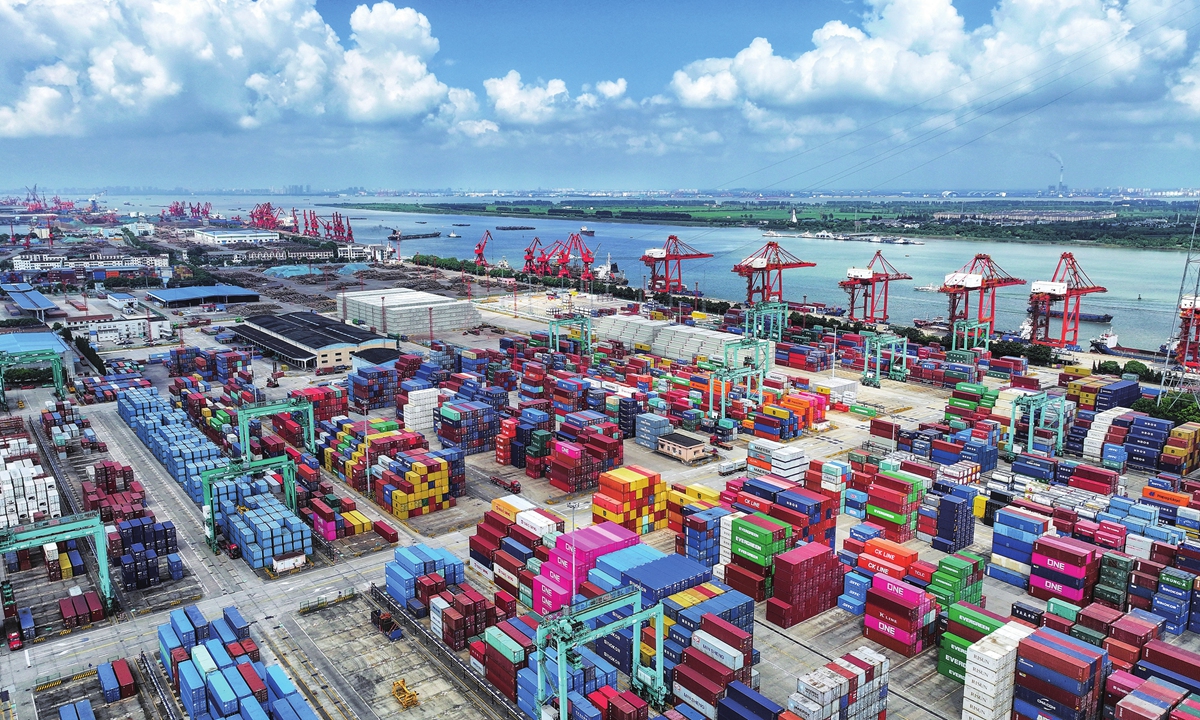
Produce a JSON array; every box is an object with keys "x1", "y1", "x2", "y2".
[{"x1": 145, "y1": 285, "x2": 259, "y2": 307}]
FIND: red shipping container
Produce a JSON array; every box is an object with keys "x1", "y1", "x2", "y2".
[{"x1": 112, "y1": 658, "x2": 136, "y2": 698}]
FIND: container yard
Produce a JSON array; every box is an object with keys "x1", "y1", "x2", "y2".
[{"x1": 7, "y1": 257, "x2": 1200, "y2": 720}]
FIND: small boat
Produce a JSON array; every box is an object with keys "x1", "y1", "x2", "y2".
[
  {"x1": 448, "y1": 232, "x2": 460, "y2": 238},
  {"x1": 914, "y1": 283, "x2": 940, "y2": 292},
  {"x1": 579, "y1": 226, "x2": 595, "y2": 236}
]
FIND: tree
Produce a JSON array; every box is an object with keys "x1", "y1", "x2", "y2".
[
  {"x1": 1122, "y1": 360, "x2": 1149, "y2": 378},
  {"x1": 1024, "y1": 344, "x2": 1053, "y2": 367},
  {"x1": 1097, "y1": 360, "x2": 1123, "y2": 375}
]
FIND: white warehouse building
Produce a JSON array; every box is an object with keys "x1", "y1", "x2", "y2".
[
  {"x1": 336, "y1": 288, "x2": 481, "y2": 339},
  {"x1": 192, "y1": 229, "x2": 281, "y2": 245}
]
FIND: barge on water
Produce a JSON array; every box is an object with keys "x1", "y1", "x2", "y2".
[{"x1": 1089, "y1": 332, "x2": 1171, "y2": 362}]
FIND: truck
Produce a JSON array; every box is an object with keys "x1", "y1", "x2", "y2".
[
  {"x1": 717, "y1": 459, "x2": 747, "y2": 476},
  {"x1": 17, "y1": 607, "x2": 34, "y2": 640},
  {"x1": 489, "y1": 475, "x2": 521, "y2": 494}
]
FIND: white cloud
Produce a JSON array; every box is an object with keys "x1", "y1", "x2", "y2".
[
  {"x1": 0, "y1": 0, "x2": 457, "y2": 137},
  {"x1": 596, "y1": 78, "x2": 627, "y2": 99},
  {"x1": 671, "y1": 0, "x2": 1194, "y2": 110},
  {"x1": 483, "y1": 70, "x2": 570, "y2": 124},
  {"x1": 1173, "y1": 53, "x2": 1200, "y2": 112}
]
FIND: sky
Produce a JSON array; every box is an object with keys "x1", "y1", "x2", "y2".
[{"x1": 1, "y1": 0, "x2": 1200, "y2": 192}]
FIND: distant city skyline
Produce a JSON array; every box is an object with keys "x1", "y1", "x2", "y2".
[{"x1": 2, "y1": 0, "x2": 1199, "y2": 190}]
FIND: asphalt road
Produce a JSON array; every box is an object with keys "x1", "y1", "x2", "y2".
[{"x1": 0, "y1": 401, "x2": 449, "y2": 720}]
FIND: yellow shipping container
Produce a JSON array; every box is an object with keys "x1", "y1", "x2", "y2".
[{"x1": 973, "y1": 495, "x2": 988, "y2": 518}]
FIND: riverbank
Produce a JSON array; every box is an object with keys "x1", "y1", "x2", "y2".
[{"x1": 331, "y1": 201, "x2": 1195, "y2": 251}]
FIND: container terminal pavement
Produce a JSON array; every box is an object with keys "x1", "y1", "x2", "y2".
[{"x1": 4, "y1": 331, "x2": 1200, "y2": 720}]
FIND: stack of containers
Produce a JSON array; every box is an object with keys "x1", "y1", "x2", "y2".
[
  {"x1": 349, "y1": 365, "x2": 397, "y2": 412},
  {"x1": 919, "y1": 481, "x2": 977, "y2": 553},
  {"x1": 634, "y1": 414, "x2": 672, "y2": 450},
  {"x1": 402, "y1": 388, "x2": 439, "y2": 434},
  {"x1": 723, "y1": 514, "x2": 792, "y2": 601},
  {"x1": 118, "y1": 387, "x2": 228, "y2": 506},
  {"x1": 960, "y1": 622, "x2": 1035, "y2": 720},
  {"x1": 383, "y1": 543, "x2": 465, "y2": 608},
  {"x1": 435, "y1": 401, "x2": 499, "y2": 456},
  {"x1": 862, "y1": 561, "x2": 938, "y2": 657},
  {"x1": 590, "y1": 466, "x2": 666, "y2": 535},
  {"x1": 987, "y1": 507, "x2": 1051, "y2": 590},
  {"x1": 0, "y1": 435, "x2": 61, "y2": 526},
  {"x1": 744, "y1": 438, "x2": 777, "y2": 478},
  {"x1": 534, "y1": 522, "x2": 640, "y2": 614},
  {"x1": 1029, "y1": 535, "x2": 1101, "y2": 605},
  {"x1": 788, "y1": 646, "x2": 890, "y2": 720},
  {"x1": 218, "y1": 492, "x2": 313, "y2": 570},
  {"x1": 1012, "y1": 628, "x2": 1109, "y2": 720},
  {"x1": 1126, "y1": 415, "x2": 1171, "y2": 472},
  {"x1": 681, "y1": 507, "x2": 730, "y2": 569},
  {"x1": 765, "y1": 543, "x2": 840, "y2": 628},
  {"x1": 169, "y1": 347, "x2": 199, "y2": 376},
  {"x1": 865, "y1": 468, "x2": 925, "y2": 543},
  {"x1": 938, "y1": 601, "x2": 1006, "y2": 682}
]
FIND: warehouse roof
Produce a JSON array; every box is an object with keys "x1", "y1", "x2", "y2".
[
  {"x1": 146, "y1": 285, "x2": 259, "y2": 305},
  {"x1": 230, "y1": 324, "x2": 316, "y2": 363},
  {"x1": 245, "y1": 312, "x2": 387, "y2": 352},
  {"x1": 8, "y1": 289, "x2": 56, "y2": 311},
  {"x1": 0, "y1": 331, "x2": 69, "y2": 355},
  {"x1": 658, "y1": 432, "x2": 706, "y2": 448},
  {"x1": 352, "y1": 347, "x2": 400, "y2": 365},
  {"x1": 0, "y1": 283, "x2": 33, "y2": 293}
]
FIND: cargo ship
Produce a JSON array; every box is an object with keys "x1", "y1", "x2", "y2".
[
  {"x1": 913, "y1": 283, "x2": 940, "y2": 292},
  {"x1": 787, "y1": 301, "x2": 846, "y2": 317},
  {"x1": 913, "y1": 316, "x2": 950, "y2": 332},
  {"x1": 496, "y1": 225, "x2": 535, "y2": 231},
  {"x1": 389, "y1": 229, "x2": 441, "y2": 240},
  {"x1": 1027, "y1": 305, "x2": 1113, "y2": 323},
  {"x1": 579, "y1": 226, "x2": 595, "y2": 236},
  {"x1": 1089, "y1": 332, "x2": 1171, "y2": 362}
]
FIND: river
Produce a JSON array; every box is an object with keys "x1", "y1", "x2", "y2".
[{"x1": 113, "y1": 195, "x2": 1183, "y2": 350}]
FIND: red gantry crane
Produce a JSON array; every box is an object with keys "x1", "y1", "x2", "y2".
[
  {"x1": 839, "y1": 250, "x2": 911, "y2": 323},
  {"x1": 640, "y1": 235, "x2": 713, "y2": 295},
  {"x1": 474, "y1": 230, "x2": 492, "y2": 268},
  {"x1": 518, "y1": 236, "x2": 549, "y2": 276},
  {"x1": 939, "y1": 254, "x2": 1026, "y2": 334},
  {"x1": 732, "y1": 241, "x2": 815, "y2": 305},
  {"x1": 1028, "y1": 252, "x2": 1106, "y2": 349}
]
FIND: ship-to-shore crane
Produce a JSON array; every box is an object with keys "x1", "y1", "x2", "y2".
[
  {"x1": 839, "y1": 250, "x2": 911, "y2": 323},
  {"x1": 640, "y1": 235, "x2": 713, "y2": 295},
  {"x1": 732, "y1": 241, "x2": 815, "y2": 305},
  {"x1": 1028, "y1": 252, "x2": 1106, "y2": 349}
]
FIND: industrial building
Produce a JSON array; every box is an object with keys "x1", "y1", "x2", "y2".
[
  {"x1": 192, "y1": 229, "x2": 281, "y2": 245},
  {"x1": 232, "y1": 311, "x2": 393, "y2": 369},
  {"x1": 12, "y1": 251, "x2": 171, "y2": 272},
  {"x1": 61, "y1": 314, "x2": 173, "y2": 344},
  {"x1": 0, "y1": 331, "x2": 71, "y2": 368},
  {"x1": 654, "y1": 431, "x2": 711, "y2": 462},
  {"x1": 2, "y1": 283, "x2": 58, "y2": 322},
  {"x1": 336, "y1": 288, "x2": 480, "y2": 339},
  {"x1": 145, "y1": 285, "x2": 259, "y2": 307}
]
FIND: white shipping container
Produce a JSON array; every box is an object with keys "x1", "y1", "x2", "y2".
[{"x1": 671, "y1": 683, "x2": 716, "y2": 720}]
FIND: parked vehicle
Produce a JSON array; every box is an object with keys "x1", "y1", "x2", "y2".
[{"x1": 489, "y1": 475, "x2": 521, "y2": 493}]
